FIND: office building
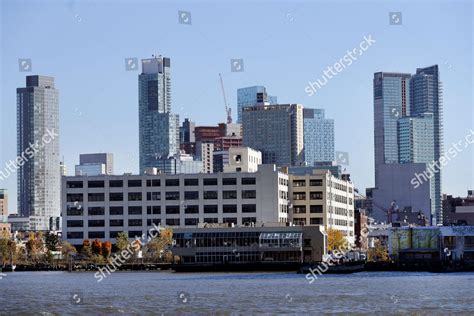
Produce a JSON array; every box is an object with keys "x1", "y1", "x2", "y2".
[
  {"x1": 224, "y1": 147, "x2": 262, "y2": 173},
  {"x1": 152, "y1": 153, "x2": 203, "y2": 175},
  {"x1": 179, "y1": 118, "x2": 195, "y2": 143},
  {"x1": 62, "y1": 164, "x2": 289, "y2": 245},
  {"x1": 78, "y1": 153, "x2": 114, "y2": 175},
  {"x1": 288, "y1": 169, "x2": 355, "y2": 245},
  {"x1": 303, "y1": 108, "x2": 335, "y2": 164},
  {"x1": 196, "y1": 142, "x2": 214, "y2": 174},
  {"x1": 242, "y1": 104, "x2": 304, "y2": 167},
  {"x1": 139, "y1": 56, "x2": 180, "y2": 173},
  {"x1": 237, "y1": 86, "x2": 277, "y2": 123},
  {"x1": 17, "y1": 75, "x2": 60, "y2": 231}
]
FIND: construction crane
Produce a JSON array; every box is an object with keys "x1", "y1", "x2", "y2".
[{"x1": 219, "y1": 73, "x2": 232, "y2": 124}]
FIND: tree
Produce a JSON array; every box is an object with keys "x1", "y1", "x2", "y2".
[
  {"x1": 327, "y1": 228, "x2": 347, "y2": 252},
  {"x1": 45, "y1": 232, "x2": 59, "y2": 252},
  {"x1": 26, "y1": 233, "x2": 44, "y2": 263},
  {"x1": 145, "y1": 228, "x2": 174, "y2": 262},
  {"x1": 368, "y1": 240, "x2": 389, "y2": 262},
  {"x1": 116, "y1": 232, "x2": 129, "y2": 252},
  {"x1": 91, "y1": 239, "x2": 102, "y2": 256},
  {"x1": 102, "y1": 241, "x2": 112, "y2": 258},
  {"x1": 61, "y1": 241, "x2": 77, "y2": 258},
  {"x1": 82, "y1": 239, "x2": 92, "y2": 259}
]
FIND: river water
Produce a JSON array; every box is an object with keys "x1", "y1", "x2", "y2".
[{"x1": 1, "y1": 271, "x2": 473, "y2": 315}]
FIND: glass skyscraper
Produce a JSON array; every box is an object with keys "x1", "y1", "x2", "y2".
[
  {"x1": 303, "y1": 108, "x2": 335, "y2": 164},
  {"x1": 138, "y1": 56, "x2": 179, "y2": 173},
  {"x1": 237, "y1": 86, "x2": 277, "y2": 123},
  {"x1": 17, "y1": 75, "x2": 60, "y2": 231}
]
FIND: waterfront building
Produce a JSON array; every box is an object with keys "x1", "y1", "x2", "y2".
[
  {"x1": 237, "y1": 86, "x2": 278, "y2": 123},
  {"x1": 242, "y1": 104, "x2": 304, "y2": 166},
  {"x1": 17, "y1": 75, "x2": 60, "y2": 231},
  {"x1": 171, "y1": 224, "x2": 326, "y2": 268},
  {"x1": 139, "y1": 56, "x2": 180, "y2": 173},
  {"x1": 443, "y1": 191, "x2": 474, "y2": 226},
  {"x1": 303, "y1": 108, "x2": 335, "y2": 164},
  {"x1": 62, "y1": 164, "x2": 288, "y2": 245},
  {"x1": 288, "y1": 169, "x2": 355, "y2": 245},
  {"x1": 223, "y1": 147, "x2": 262, "y2": 173}
]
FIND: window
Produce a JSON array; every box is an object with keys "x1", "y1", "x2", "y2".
[
  {"x1": 147, "y1": 192, "x2": 161, "y2": 201},
  {"x1": 242, "y1": 190, "x2": 256, "y2": 199},
  {"x1": 88, "y1": 193, "x2": 105, "y2": 202},
  {"x1": 109, "y1": 180, "x2": 123, "y2": 187},
  {"x1": 242, "y1": 204, "x2": 256, "y2": 213},
  {"x1": 128, "y1": 192, "x2": 142, "y2": 201},
  {"x1": 293, "y1": 218, "x2": 306, "y2": 225},
  {"x1": 310, "y1": 205, "x2": 323, "y2": 213},
  {"x1": 185, "y1": 179, "x2": 199, "y2": 186},
  {"x1": 293, "y1": 192, "x2": 306, "y2": 201},
  {"x1": 293, "y1": 180, "x2": 306, "y2": 187},
  {"x1": 146, "y1": 179, "x2": 160, "y2": 187},
  {"x1": 242, "y1": 177, "x2": 256, "y2": 185},
  {"x1": 185, "y1": 218, "x2": 198, "y2": 226},
  {"x1": 88, "y1": 181, "x2": 104, "y2": 188},
  {"x1": 185, "y1": 191, "x2": 199, "y2": 200},
  {"x1": 223, "y1": 178, "x2": 237, "y2": 185},
  {"x1": 310, "y1": 179, "x2": 322, "y2": 186},
  {"x1": 67, "y1": 220, "x2": 83, "y2": 228},
  {"x1": 88, "y1": 207, "x2": 105, "y2": 216},
  {"x1": 310, "y1": 192, "x2": 323, "y2": 200},
  {"x1": 109, "y1": 231, "x2": 121, "y2": 239},
  {"x1": 66, "y1": 181, "x2": 83, "y2": 188},
  {"x1": 166, "y1": 192, "x2": 180, "y2": 200},
  {"x1": 147, "y1": 206, "x2": 161, "y2": 215},
  {"x1": 310, "y1": 218, "x2": 323, "y2": 225},
  {"x1": 223, "y1": 190, "x2": 237, "y2": 199},
  {"x1": 204, "y1": 218, "x2": 218, "y2": 224},
  {"x1": 128, "y1": 179, "x2": 142, "y2": 187},
  {"x1": 88, "y1": 220, "x2": 105, "y2": 227},
  {"x1": 110, "y1": 219, "x2": 124, "y2": 227},
  {"x1": 204, "y1": 205, "x2": 218, "y2": 213},
  {"x1": 67, "y1": 194, "x2": 83, "y2": 202},
  {"x1": 185, "y1": 205, "x2": 199, "y2": 214},
  {"x1": 128, "y1": 206, "x2": 142, "y2": 215},
  {"x1": 223, "y1": 218, "x2": 237, "y2": 225},
  {"x1": 242, "y1": 217, "x2": 256, "y2": 225},
  {"x1": 166, "y1": 206, "x2": 180, "y2": 214},
  {"x1": 109, "y1": 193, "x2": 123, "y2": 201},
  {"x1": 67, "y1": 232, "x2": 83, "y2": 239},
  {"x1": 166, "y1": 219, "x2": 180, "y2": 226},
  {"x1": 110, "y1": 207, "x2": 124, "y2": 215},
  {"x1": 166, "y1": 179, "x2": 180, "y2": 186},
  {"x1": 204, "y1": 191, "x2": 218, "y2": 199},
  {"x1": 128, "y1": 219, "x2": 142, "y2": 226},
  {"x1": 89, "y1": 232, "x2": 105, "y2": 239},
  {"x1": 67, "y1": 207, "x2": 83, "y2": 216},
  {"x1": 293, "y1": 205, "x2": 306, "y2": 214},
  {"x1": 128, "y1": 231, "x2": 143, "y2": 238},
  {"x1": 203, "y1": 178, "x2": 218, "y2": 186},
  {"x1": 147, "y1": 219, "x2": 161, "y2": 226},
  {"x1": 223, "y1": 205, "x2": 237, "y2": 213}
]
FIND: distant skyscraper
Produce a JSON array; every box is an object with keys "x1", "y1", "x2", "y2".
[
  {"x1": 242, "y1": 104, "x2": 303, "y2": 166},
  {"x1": 237, "y1": 86, "x2": 277, "y2": 123},
  {"x1": 303, "y1": 108, "x2": 335, "y2": 164},
  {"x1": 179, "y1": 118, "x2": 195, "y2": 143},
  {"x1": 76, "y1": 153, "x2": 114, "y2": 176},
  {"x1": 17, "y1": 75, "x2": 60, "y2": 231},
  {"x1": 0, "y1": 189, "x2": 8, "y2": 217},
  {"x1": 373, "y1": 65, "x2": 443, "y2": 224},
  {"x1": 139, "y1": 56, "x2": 179, "y2": 173}
]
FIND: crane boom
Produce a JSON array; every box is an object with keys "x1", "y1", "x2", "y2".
[{"x1": 219, "y1": 73, "x2": 232, "y2": 124}]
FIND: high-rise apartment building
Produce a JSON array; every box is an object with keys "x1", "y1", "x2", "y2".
[
  {"x1": 303, "y1": 108, "x2": 335, "y2": 164},
  {"x1": 17, "y1": 75, "x2": 60, "y2": 231},
  {"x1": 139, "y1": 56, "x2": 179, "y2": 173},
  {"x1": 237, "y1": 86, "x2": 277, "y2": 123},
  {"x1": 242, "y1": 104, "x2": 304, "y2": 166}
]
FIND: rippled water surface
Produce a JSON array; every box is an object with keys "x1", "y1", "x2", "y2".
[{"x1": 1, "y1": 271, "x2": 473, "y2": 315}]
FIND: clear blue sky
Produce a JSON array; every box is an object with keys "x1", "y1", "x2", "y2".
[{"x1": 1, "y1": 0, "x2": 472, "y2": 213}]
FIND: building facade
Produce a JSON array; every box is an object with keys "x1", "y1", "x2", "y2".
[
  {"x1": 242, "y1": 104, "x2": 304, "y2": 167},
  {"x1": 303, "y1": 108, "x2": 335, "y2": 164},
  {"x1": 224, "y1": 147, "x2": 262, "y2": 173},
  {"x1": 138, "y1": 56, "x2": 180, "y2": 173},
  {"x1": 17, "y1": 75, "x2": 60, "y2": 231},
  {"x1": 288, "y1": 169, "x2": 355, "y2": 245},
  {"x1": 62, "y1": 165, "x2": 288, "y2": 245},
  {"x1": 78, "y1": 153, "x2": 114, "y2": 175},
  {"x1": 237, "y1": 86, "x2": 277, "y2": 123}
]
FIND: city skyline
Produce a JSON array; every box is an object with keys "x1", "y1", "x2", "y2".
[{"x1": 1, "y1": 1, "x2": 472, "y2": 213}]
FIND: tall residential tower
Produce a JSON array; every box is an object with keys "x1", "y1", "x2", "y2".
[{"x1": 303, "y1": 108, "x2": 335, "y2": 164}]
